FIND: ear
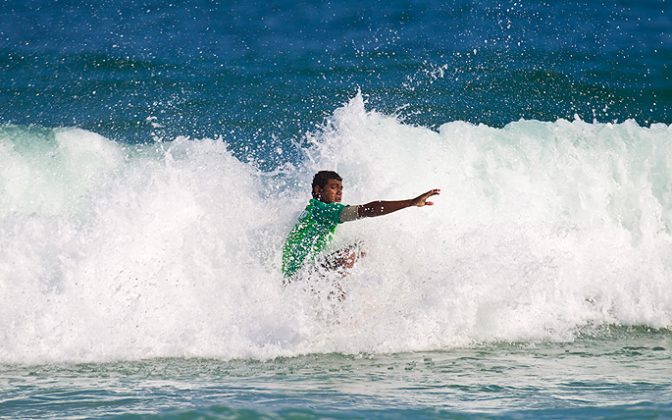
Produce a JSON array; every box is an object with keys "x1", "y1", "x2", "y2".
[{"x1": 312, "y1": 185, "x2": 322, "y2": 198}]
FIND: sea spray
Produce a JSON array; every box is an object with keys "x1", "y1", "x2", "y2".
[{"x1": 1, "y1": 95, "x2": 671, "y2": 364}]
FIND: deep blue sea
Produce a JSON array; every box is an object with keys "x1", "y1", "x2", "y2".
[{"x1": 1, "y1": 1, "x2": 671, "y2": 418}]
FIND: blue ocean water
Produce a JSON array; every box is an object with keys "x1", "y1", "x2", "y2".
[
  {"x1": 3, "y1": 1, "x2": 670, "y2": 150},
  {"x1": 1, "y1": 0, "x2": 672, "y2": 418}
]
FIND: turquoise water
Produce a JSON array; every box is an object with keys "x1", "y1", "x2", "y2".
[
  {"x1": 2, "y1": 0, "x2": 672, "y2": 418},
  {"x1": 2, "y1": 328, "x2": 671, "y2": 418}
]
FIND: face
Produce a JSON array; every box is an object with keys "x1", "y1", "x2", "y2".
[{"x1": 315, "y1": 178, "x2": 343, "y2": 203}]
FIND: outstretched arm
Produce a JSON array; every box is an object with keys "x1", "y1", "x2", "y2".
[{"x1": 356, "y1": 189, "x2": 440, "y2": 219}]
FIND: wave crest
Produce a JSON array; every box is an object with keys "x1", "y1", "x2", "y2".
[{"x1": 1, "y1": 96, "x2": 671, "y2": 363}]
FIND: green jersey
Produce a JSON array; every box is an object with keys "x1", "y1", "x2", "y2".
[{"x1": 282, "y1": 199, "x2": 348, "y2": 277}]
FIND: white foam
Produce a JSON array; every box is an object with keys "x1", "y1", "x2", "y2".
[{"x1": 1, "y1": 95, "x2": 671, "y2": 363}]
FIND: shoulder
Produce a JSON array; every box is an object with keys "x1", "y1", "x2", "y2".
[
  {"x1": 309, "y1": 198, "x2": 346, "y2": 211},
  {"x1": 307, "y1": 199, "x2": 348, "y2": 224}
]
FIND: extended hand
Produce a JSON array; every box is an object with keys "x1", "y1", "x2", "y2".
[{"x1": 412, "y1": 189, "x2": 441, "y2": 207}]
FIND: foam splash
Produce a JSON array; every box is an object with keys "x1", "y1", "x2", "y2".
[{"x1": 1, "y1": 95, "x2": 671, "y2": 363}]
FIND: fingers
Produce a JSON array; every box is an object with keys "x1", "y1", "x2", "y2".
[
  {"x1": 421, "y1": 189, "x2": 440, "y2": 199},
  {"x1": 419, "y1": 189, "x2": 440, "y2": 207},
  {"x1": 423, "y1": 189, "x2": 440, "y2": 199},
  {"x1": 414, "y1": 188, "x2": 441, "y2": 207}
]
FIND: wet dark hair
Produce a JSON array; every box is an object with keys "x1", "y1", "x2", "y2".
[{"x1": 312, "y1": 171, "x2": 342, "y2": 198}]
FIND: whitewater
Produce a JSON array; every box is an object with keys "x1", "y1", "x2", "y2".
[{"x1": 1, "y1": 94, "x2": 671, "y2": 365}]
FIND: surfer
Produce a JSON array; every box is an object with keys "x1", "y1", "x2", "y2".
[{"x1": 282, "y1": 170, "x2": 440, "y2": 280}]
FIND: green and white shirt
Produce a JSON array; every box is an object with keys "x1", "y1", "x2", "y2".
[{"x1": 282, "y1": 199, "x2": 358, "y2": 277}]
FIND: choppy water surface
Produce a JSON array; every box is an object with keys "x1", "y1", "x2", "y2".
[
  {"x1": 2, "y1": 328, "x2": 670, "y2": 418},
  {"x1": 2, "y1": 0, "x2": 670, "y2": 146}
]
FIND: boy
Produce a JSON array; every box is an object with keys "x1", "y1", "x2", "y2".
[{"x1": 282, "y1": 170, "x2": 440, "y2": 279}]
